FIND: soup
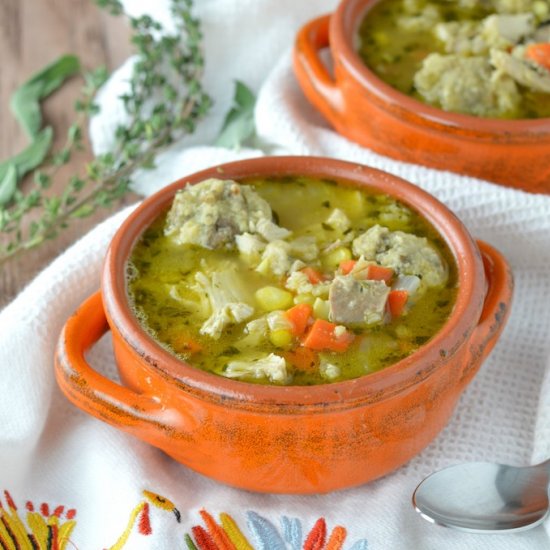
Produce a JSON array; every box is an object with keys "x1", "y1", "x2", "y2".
[
  {"x1": 358, "y1": 0, "x2": 550, "y2": 119},
  {"x1": 127, "y1": 176, "x2": 457, "y2": 385}
]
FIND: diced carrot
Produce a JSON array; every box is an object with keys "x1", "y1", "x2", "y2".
[
  {"x1": 303, "y1": 319, "x2": 354, "y2": 352},
  {"x1": 339, "y1": 259, "x2": 357, "y2": 275},
  {"x1": 284, "y1": 303, "x2": 313, "y2": 336},
  {"x1": 388, "y1": 290, "x2": 408, "y2": 317},
  {"x1": 283, "y1": 347, "x2": 319, "y2": 372},
  {"x1": 171, "y1": 334, "x2": 202, "y2": 354},
  {"x1": 366, "y1": 265, "x2": 394, "y2": 283},
  {"x1": 301, "y1": 267, "x2": 325, "y2": 284},
  {"x1": 525, "y1": 43, "x2": 550, "y2": 72}
]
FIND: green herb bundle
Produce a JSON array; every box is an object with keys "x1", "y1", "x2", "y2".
[{"x1": 0, "y1": 0, "x2": 212, "y2": 265}]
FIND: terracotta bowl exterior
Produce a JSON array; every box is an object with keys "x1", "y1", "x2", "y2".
[
  {"x1": 55, "y1": 156, "x2": 513, "y2": 494},
  {"x1": 293, "y1": 0, "x2": 550, "y2": 194}
]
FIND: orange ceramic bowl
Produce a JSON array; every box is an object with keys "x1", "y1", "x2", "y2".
[
  {"x1": 55, "y1": 156, "x2": 513, "y2": 494},
  {"x1": 294, "y1": 0, "x2": 550, "y2": 194}
]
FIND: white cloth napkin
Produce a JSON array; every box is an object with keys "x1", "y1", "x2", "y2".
[{"x1": 2, "y1": 1, "x2": 550, "y2": 548}]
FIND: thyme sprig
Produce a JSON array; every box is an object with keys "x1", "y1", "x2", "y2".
[{"x1": 0, "y1": 0, "x2": 211, "y2": 265}]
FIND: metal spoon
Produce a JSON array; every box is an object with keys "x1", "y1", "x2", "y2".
[{"x1": 412, "y1": 459, "x2": 550, "y2": 533}]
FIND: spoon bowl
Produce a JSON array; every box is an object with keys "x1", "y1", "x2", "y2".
[{"x1": 413, "y1": 459, "x2": 550, "y2": 533}]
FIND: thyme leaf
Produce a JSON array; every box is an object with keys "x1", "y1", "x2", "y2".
[{"x1": 0, "y1": 0, "x2": 212, "y2": 265}]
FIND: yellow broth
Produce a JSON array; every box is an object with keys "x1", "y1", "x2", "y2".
[
  {"x1": 357, "y1": 0, "x2": 550, "y2": 119},
  {"x1": 127, "y1": 177, "x2": 457, "y2": 385}
]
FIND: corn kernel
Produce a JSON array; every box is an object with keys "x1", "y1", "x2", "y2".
[
  {"x1": 269, "y1": 329, "x2": 293, "y2": 348},
  {"x1": 346, "y1": 189, "x2": 367, "y2": 218},
  {"x1": 322, "y1": 247, "x2": 352, "y2": 269},
  {"x1": 294, "y1": 293, "x2": 315, "y2": 305},
  {"x1": 255, "y1": 286, "x2": 294, "y2": 311},
  {"x1": 534, "y1": 1, "x2": 549, "y2": 18}
]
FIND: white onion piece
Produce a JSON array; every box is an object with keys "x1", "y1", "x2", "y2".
[{"x1": 392, "y1": 275, "x2": 421, "y2": 295}]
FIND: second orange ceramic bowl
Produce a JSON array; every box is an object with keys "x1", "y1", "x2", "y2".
[
  {"x1": 55, "y1": 156, "x2": 513, "y2": 494},
  {"x1": 294, "y1": 0, "x2": 550, "y2": 194}
]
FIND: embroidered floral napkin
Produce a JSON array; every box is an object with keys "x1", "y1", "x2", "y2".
[{"x1": 1, "y1": 1, "x2": 550, "y2": 548}]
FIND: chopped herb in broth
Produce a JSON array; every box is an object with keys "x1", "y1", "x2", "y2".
[
  {"x1": 358, "y1": 0, "x2": 550, "y2": 119},
  {"x1": 127, "y1": 176, "x2": 457, "y2": 385}
]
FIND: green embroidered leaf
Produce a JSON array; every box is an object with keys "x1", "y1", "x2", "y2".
[
  {"x1": 0, "y1": 165, "x2": 17, "y2": 207},
  {"x1": 215, "y1": 80, "x2": 256, "y2": 149},
  {"x1": 184, "y1": 534, "x2": 199, "y2": 550},
  {"x1": 0, "y1": 127, "x2": 54, "y2": 186},
  {"x1": 10, "y1": 55, "x2": 80, "y2": 140}
]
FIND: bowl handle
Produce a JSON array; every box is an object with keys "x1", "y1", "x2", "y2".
[
  {"x1": 462, "y1": 240, "x2": 513, "y2": 383},
  {"x1": 55, "y1": 291, "x2": 178, "y2": 437},
  {"x1": 293, "y1": 14, "x2": 343, "y2": 122}
]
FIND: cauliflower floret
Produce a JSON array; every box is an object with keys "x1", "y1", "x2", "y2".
[
  {"x1": 482, "y1": 13, "x2": 535, "y2": 48},
  {"x1": 325, "y1": 208, "x2": 351, "y2": 233},
  {"x1": 461, "y1": 0, "x2": 492, "y2": 8},
  {"x1": 235, "y1": 317, "x2": 269, "y2": 350},
  {"x1": 255, "y1": 218, "x2": 291, "y2": 241},
  {"x1": 285, "y1": 270, "x2": 330, "y2": 298},
  {"x1": 289, "y1": 235, "x2": 319, "y2": 262},
  {"x1": 436, "y1": 14, "x2": 535, "y2": 55},
  {"x1": 235, "y1": 232, "x2": 266, "y2": 261},
  {"x1": 238, "y1": 231, "x2": 317, "y2": 277},
  {"x1": 289, "y1": 259, "x2": 306, "y2": 273},
  {"x1": 224, "y1": 353, "x2": 288, "y2": 382},
  {"x1": 435, "y1": 21, "x2": 488, "y2": 55},
  {"x1": 194, "y1": 268, "x2": 254, "y2": 339},
  {"x1": 168, "y1": 282, "x2": 210, "y2": 319},
  {"x1": 237, "y1": 234, "x2": 314, "y2": 276},
  {"x1": 285, "y1": 271, "x2": 313, "y2": 295},
  {"x1": 491, "y1": 48, "x2": 550, "y2": 93},
  {"x1": 256, "y1": 240, "x2": 292, "y2": 277},
  {"x1": 200, "y1": 304, "x2": 253, "y2": 340},
  {"x1": 492, "y1": 0, "x2": 544, "y2": 15},
  {"x1": 398, "y1": 4, "x2": 442, "y2": 31},
  {"x1": 266, "y1": 310, "x2": 294, "y2": 331}
]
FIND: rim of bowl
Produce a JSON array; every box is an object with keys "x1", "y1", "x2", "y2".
[
  {"x1": 102, "y1": 156, "x2": 485, "y2": 411},
  {"x1": 332, "y1": 0, "x2": 550, "y2": 135}
]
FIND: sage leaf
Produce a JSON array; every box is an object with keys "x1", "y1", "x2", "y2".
[
  {"x1": 0, "y1": 127, "x2": 53, "y2": 184},
  {"x1": 10, "y1": 55, "x2": 80, "y2": 139},
  {"x1": 0, "y1": 165, "x2": 18, "y2": 207},
  {"x1": 215, "y1": 80, "x2": 256, "y2": 149}
]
